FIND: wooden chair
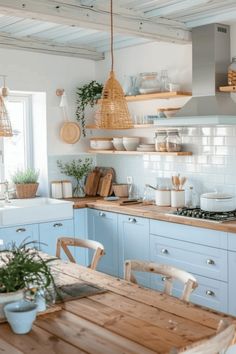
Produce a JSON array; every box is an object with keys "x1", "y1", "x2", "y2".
[
  {"x1": 56, "y1": 237, "x2": 105, "y2": 270},
  {"x1": 124, "y1": 260, "x2": 198, "y2": 301},
  {"x1": 172, "y1": 319, "x2": 236, "y2": 354}
]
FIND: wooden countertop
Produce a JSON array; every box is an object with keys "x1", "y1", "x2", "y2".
[
  {"x1": 68, "y1": 197, "x2": 236, "y2": 233},
  {"x1": 1, "y1": 259, "x2": 235, "y2": 353}
]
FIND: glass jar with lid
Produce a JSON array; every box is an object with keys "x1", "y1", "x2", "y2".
[
  {"x1": 228, "y1": 57, "x2": 236, "y2": 85},
  {"x1": 154, "y1": 130, "x2": 167, "y2": 152},
  {"x1": 166, "y1": 130, "x2": 181, "y2": 152},
  {"x1": 138, "y1": 72, "x2": 160, "y2": 94}
]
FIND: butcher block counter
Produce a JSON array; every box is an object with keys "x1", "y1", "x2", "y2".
[{"x1": 68, "y1": 197, "x2": 236, "y2": 233}]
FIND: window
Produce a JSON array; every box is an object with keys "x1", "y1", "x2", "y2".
[{"x1": 2, "y1": 94, "x2": 33, "y2": 181}]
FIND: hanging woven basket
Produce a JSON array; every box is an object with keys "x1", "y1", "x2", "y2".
[{"x1": 0, "y1": 96, "x2": 12, "y2": 137}]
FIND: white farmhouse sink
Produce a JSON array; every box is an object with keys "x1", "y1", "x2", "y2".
[{"x1": 0, "y1": 198, "x2": 74, "y2": 226}]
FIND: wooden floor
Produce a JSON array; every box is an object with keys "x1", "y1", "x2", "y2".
[{"x1": 0, "y1": 259, "x2": 235, "y2": 354}]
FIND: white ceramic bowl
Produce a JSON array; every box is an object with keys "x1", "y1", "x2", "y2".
[
  {"x1": 123, "y1": 137, "x2": 140, "y2": 151},
  {"x1": 112, "y1": 137, "x2": 125, "y2": 151},
  {"x1": 90, "y1": 138, "x2": 113, "y2": 150}
]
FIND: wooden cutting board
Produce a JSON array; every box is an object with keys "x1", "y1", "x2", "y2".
[
  {"x1": 99, "y1": 173, "x2": 113, "y2": 197},
  {"x1": 84, "y1": 169, "x2": 101, "y2": 196}
]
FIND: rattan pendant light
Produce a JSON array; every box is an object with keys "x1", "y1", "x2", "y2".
[
  {"x1": 95, "y1": 0, "x2": 133, "y2": 129},
  {"x1": 0, "y1": 95, "x2": 12, "y2": 137}
]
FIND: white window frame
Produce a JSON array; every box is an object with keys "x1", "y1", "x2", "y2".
[{"x1": 2, "y1": 93, "x2": 33, "y2": 179}]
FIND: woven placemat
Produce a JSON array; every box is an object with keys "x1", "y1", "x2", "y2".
[{"x1": 57, "y1": 282, "x2": 107, "y2": 302}]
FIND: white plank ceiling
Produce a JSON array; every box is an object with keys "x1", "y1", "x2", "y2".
[{"x1": 0, "y1": 0, "x2": 235, "y2": 60}]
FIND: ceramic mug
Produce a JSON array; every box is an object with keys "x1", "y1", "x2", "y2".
[{"x1": 4, "y1": 300, "x2": 38, "y2": 334}]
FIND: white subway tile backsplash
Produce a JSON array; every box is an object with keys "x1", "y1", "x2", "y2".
[{"x1": 215, "y1": 146, "x2": 234, "y2": 155}]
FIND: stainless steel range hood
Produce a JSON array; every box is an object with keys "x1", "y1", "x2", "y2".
[{"x1": 158, "y1": 23, "x2": 236, "y2": 127}]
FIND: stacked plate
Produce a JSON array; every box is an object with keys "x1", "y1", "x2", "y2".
[{"x1": 137, "y1": 144, "x2": 155, "y2": 152}]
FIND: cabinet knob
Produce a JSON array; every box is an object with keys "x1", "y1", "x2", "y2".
[
  {"x1": 99, "y1": 212, "x2": 105, "y2": 217},
  {"x1": 161, "y1": 276, "x2": 167, "y2": 281},
  {"x1": 206, "y1": 290, "x2": 215, "y2": 297},
  {"x1": 128, "y1": 218, "x2": 137, "y2": 223},
  {"x1": 16, "y1": 228, "x2": 26, "y2": 233},
  {"x1": 53, "y1": 223, "x2": 63, "y2": 227},
  {"x1": 161, "y1": 248, "x2": 169, "y2": 254},
  {"x1": 206, "y1": 259, "x2": 215, "y2": 265}
]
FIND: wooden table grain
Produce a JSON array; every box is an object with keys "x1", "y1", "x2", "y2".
[{"x1": 0, "y1": 259, "x2": 235, "y2": 354}]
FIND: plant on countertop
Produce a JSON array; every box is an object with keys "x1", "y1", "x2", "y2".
[
  {"x1": 11, "y1": 168, "x2": 40, "y2": 199},
  {"x1": 57, "y1": 158, "x2": 93, "y2": 197},
  {"x1": 12, "y1": 168, "x2": 39, "y2": 184},
  {"x1": 76, "y1": 80, "x2": 103, "y2": 137},
  {"x1": 0, "y1": 240, "x2": 56, "y2": 295}
]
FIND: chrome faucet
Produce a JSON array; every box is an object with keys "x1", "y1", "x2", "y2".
[{"x1": 0, "y1": 181, "x2": 10, "y2": 203}]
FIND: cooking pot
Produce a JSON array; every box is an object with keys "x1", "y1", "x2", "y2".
[{"x1": 200, "y1": 193, "x2": 235, "y2": 212}]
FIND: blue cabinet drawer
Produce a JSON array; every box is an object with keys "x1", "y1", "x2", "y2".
[
  {"x1": 39, "y1": 219, "x2": 74, "y2": 258},
  {"x1": 0, "y1": 224, "x2": 39, "y2": 248},
  {"x1": 150, "y1": 273, "x2": 227, "y2": 313},
  {"x1": 150, "y1": 235, "x2": 227, "y2": 281},
  {"x1": 150, "y1": 220, "x2": 227, "y2": 249},
  {"x1": 118, "y1": 214, "x2": 149, "y2": 287}
]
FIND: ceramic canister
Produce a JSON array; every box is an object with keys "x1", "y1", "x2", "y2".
[
  {"x1": 171, "y1": 190, "x2": 185, "y2": 208},
  {"x1": 62, "y1": 180, "x2": 73, "y2": 198},
  {"x1": 51, "y1": 181, "x2": 63, "y2": 199},
  {"x1": 155, "y1": 189, "x2": 171, "y2": 206}
]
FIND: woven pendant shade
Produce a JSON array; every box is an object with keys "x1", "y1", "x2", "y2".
[
  {"x1": 0, "y1": 95, "x2": 12, "y2": 137},
  {"x1": 95, "y1": 0, "x2": 133, "y2": 130}
]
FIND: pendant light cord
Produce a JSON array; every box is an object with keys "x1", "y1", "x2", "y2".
[{"x1": 110, "y1": 0, "x2": 114, "y2": 72}]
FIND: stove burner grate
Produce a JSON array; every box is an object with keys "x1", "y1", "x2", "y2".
[{"x1": 172, "y1": 208, "x2": 236, "y2": 222}]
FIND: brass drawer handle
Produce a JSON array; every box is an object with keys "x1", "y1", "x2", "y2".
[
  {"x1": 53, "y1": 223, "x2": 63, "y2": 227},
  {"x1": 99, "y1": 212, "x2": 105, "y2": 217},
  {"x1": 128, "y1": 218, "x2": 137, "y2": 223},
  {"x1": 206, "y1": 290, "x2": 215, "y2": 297},
  {"x1": 206, "y1": 259, "x2": 215, "y2": 265},
  {"x1": 16, "y1": 228, "x2": 26, "y2": 233},
  {"x1": 161, "y1": 248, "x2": 169, "y2": 254}
]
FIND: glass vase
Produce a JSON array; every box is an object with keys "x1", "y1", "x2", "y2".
[{"x1": 73, "y1": 180, "x2": 85, "y2": 198}]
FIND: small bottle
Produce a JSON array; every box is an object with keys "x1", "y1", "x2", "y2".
[
  {"x1": 185, "y1": 186, "x2": 194, "y2": 208},
  {"x1": 228, "y1": 57, "x2": 236, "y2": 85}
]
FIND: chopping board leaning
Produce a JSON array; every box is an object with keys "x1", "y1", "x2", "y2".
[
  {"x1": 84, "y1": 169, "x2": 101, "y2": 196},
  {"x1": 99, "y1": 173, "x2": 113, "y2": 197}
]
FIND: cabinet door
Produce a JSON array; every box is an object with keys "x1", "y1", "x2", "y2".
[
  {"x1": 88, "y1": 209, "x2": 118, "y2": 276},
  {"x1": 39, "y1": 219, "x2": 74, "y2": 258},
  {"x1": 0, "y1": 224, "x2": 39, "y2": 248},
  {"x1": 118, "y1": 214, "x2": 150, "y2": 287},
  {"x1": 74, "y1": 208, "x2": 88, "y2": 266},
  {"x1": 228, "y1": 251, "x2": 236, "y2": 315}
]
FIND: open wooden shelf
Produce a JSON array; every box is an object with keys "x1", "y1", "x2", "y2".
[
  {"x1": 219, "y1": 86, "x2": 236, "y2": 92},
  {"x1": 97, "y1": 91, "x2": 191, "y2": 103},
  {"x1": 86, "y1": 124, "x2": 156, "y2": 129},
  {"x1": 88, "y1": 149, "x2": 192, "y2": 156}
]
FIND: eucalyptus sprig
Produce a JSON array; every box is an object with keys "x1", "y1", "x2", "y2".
[
  {"x1": 76, "y1": 80, "x2": 103, "y2": 137},
  {"x1": 57, "y1": 158, "x2": 93, "y2": 182}
]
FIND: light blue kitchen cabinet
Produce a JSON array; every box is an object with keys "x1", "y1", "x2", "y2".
[
  {"x1": 73, "y1": 208, "x2": 88, "y2": 266},
  {"x1": 87, "y1": 209, "x2": 118, "y2": 276},
  {"x1": 0, "y1": 224, "x2": 39, "y2": 248},
  {"x1": 118, "y1": 214, "x2": 150, "y2": 287},
  {"x1": 228, "y1": 251, "x2": 236, "y2": 315},
  {"x1": 39, "y1": 219, "x2": 74, "y2": 258}
]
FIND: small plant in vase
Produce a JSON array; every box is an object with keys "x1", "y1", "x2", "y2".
[
  {"x1": 12, "y1": 168, "x2": 39, "y2": 199},
  {"x1": 57, "y1": 158, "x2": 93, "y2": 197},
  {"x1": 76, "y1": 80, "x2": 103, "y2": 137}
]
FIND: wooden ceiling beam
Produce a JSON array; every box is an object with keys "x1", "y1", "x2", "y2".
[
  {"x1": 0, "y1": 0, "x2": 191, "y2": 43},
  {"x1": 0, "y1": 31, "x2": 104, "y2": 60}
]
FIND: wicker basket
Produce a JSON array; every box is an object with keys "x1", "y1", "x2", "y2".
[
  {"x1": 15, "y1": 183, "x2": 39, "y2": 199},
  {"x1": 112, "y1": 184, "x2": 129, "y2": 198}
]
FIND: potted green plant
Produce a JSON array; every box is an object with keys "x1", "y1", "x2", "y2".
[
  {"x1": 76, "y1": 80, "x2": 103, "y2": 137},
  {"x1": 57, "y1": 158, "x2": 93, "y2": 197},
  {"x1": 12, "y1": 168, "x2": 39, "y2": 199},
  {"x1": 0, "y1": 240, "x2": 56, "y2": 319}
]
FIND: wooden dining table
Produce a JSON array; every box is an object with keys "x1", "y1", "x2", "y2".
[{"x1": 0, "y1": 259, "x2": 235, "y2": 354}]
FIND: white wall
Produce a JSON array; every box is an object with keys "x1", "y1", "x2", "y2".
[{"x1": 0, "y1": 47, "x2": 95, "y2": 155}]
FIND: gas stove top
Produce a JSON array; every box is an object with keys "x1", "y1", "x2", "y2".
[{"x1": 172, "y1": 208, "x2": 236, "y2": 222}]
